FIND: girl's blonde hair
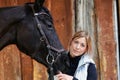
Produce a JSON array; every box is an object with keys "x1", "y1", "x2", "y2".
[{"x1": 69, "y1": 31, "x2": 92, "y2": 54}]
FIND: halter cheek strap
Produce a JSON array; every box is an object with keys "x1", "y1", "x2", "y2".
[
  {"x1": 30, "y1": 5, "x2": 65, "y2": 80},
  {"x1": 31, "y1": 6, "x2": 64, "y2": 65}
]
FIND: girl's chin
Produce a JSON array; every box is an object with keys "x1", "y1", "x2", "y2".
[
  {"x1": 72, "y1": 52, "x2": 83, "y2": 57},
  {"x1": 72, "y1": 54, "x2": 80, "y2": 57}
]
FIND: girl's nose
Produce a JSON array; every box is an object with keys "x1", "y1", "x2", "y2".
[{"x1": 76, "y1": 44, "x2": 80, "y2": 49}]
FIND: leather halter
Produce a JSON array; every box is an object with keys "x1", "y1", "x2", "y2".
[
  {"x1": 31, "y1": 5, "x2": 64, "y2": 65},
  {"x1": 31, "y1": 6, "x2": 65, "y2": 80}
]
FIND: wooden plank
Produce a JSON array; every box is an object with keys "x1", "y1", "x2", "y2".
[
  {"x1": 0, "y1": 45, "x2": 21, "y2": 80},
  {"x1": 33, "y1": 60, "x2": 48, "y2": 80},
  {"x1": 20, "y1": 53, "x2": 33, "y2": 80},
  {"x1": 0, "y1": 0, "x2": 18, "y2": 7},
  {"x1": 0, "y1": 50, "x2": 4, "y2": 80},
  {"x1": 94, "y1": 0, "x2": 117, "y2": 80},
  {"x1": 75, "y1": 0, "x2": 100, "y2": 80}
]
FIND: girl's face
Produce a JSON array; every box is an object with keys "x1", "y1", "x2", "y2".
[{"x1": 69, "y1": 37, "x2": 87, "y2": 58}]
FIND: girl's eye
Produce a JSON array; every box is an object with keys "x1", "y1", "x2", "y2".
[{"x1": 81, "y1": 43, "x2": 85, "y2": 47}]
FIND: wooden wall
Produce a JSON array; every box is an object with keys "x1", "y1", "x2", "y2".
[
  {"x1": 94, "y1": 0, "x2": 118, "y2": 79},
  {"x1": 0, "y1": 0, "x2": 73, "y2": 80},
  {"x1": 0, "y1": 0, "x2": 119, "y2": 80},
  {"x1": 75, "y1": 0, "x2": 118, "y2": 80}
]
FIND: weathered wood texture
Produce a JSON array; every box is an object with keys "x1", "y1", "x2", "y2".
[
  {"x1": 75, "y1": 0, "x2": 118, "y2": 80},
  {"x1": 75, "y1": 0, "x2": 100, "y2": 79},
  {"x1": 0, "y1": 0, "x2": 73, "y2": 80},
  {"x1": 94, "y1": 0, "x2": 117, "y2": 80},
  {"x1": 1, "y1": 0, "x2": 118, "y2": 80},
  {"x1": 0, "y1": 45, "x2": 21, "y2": 80}
]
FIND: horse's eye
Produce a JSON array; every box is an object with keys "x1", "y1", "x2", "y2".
[
  {"x1": 47, "y1": 24, "x2": 52, "y2": 29},
  {"x1": 46, "y1": 21, "x2": 53, "y2": 29}
]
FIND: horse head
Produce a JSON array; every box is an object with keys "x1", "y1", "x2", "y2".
[{"x1": 0, "y1": 1, "x2": 70, "y2": 79}]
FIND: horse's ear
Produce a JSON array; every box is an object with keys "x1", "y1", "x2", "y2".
[
  {"x1": 34, "y1": 0, "x2": 45, "y2": 12},
  {"x1": 35, "y1": 0, "x2": 45, "y2": 6}
]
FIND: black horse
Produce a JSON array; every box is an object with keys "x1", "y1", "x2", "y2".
[{"x1": 0, "y1": 0, "x2": 69, "y2": 80}]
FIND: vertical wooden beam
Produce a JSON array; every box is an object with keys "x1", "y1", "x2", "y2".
[
  {"x1": 0, "y1": 45, "x2": 22, "y2": 80},
  {"x1": 75, "y1": 0, "x2": 100, "y2": 79},
  {"x1": 94, "y1": 0, "x2": 117, "y2": 80},
  {"x1": 33, "y1": 60, "x2": 48, "y2": 80},
  {"x1": 21, "y1": 53, "x2": 33, "y2": 80}
]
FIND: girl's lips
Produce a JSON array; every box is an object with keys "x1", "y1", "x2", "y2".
[{"x1": 73, "y1": 49, "x2": 80, "y2": 53}]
